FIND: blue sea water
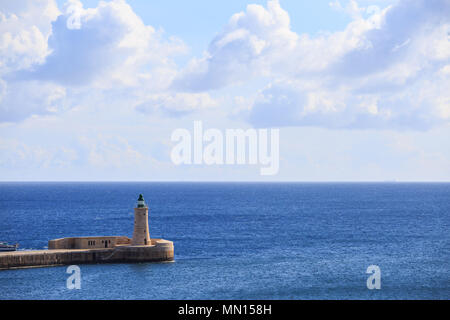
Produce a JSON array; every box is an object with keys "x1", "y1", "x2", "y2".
[{"x1": 0, "y1": 182, "x2": 448, "y2": 300}]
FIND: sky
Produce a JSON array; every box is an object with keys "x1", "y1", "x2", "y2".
[{"x1": 0, "y1": 0, "x2": 449, "y2": 181}]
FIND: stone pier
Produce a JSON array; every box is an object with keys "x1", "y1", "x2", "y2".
[
  {"x1": 0, "y1": 239, "x2": 174, "y2": 270},
  {"x1": 0, "y1": 194, "x2": 174, "y2": 270}
]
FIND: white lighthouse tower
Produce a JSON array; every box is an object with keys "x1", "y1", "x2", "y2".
[{"x1": 132, "y1": 194, "x2": 151, "y2": 246}]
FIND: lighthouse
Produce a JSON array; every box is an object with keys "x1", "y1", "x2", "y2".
[{"x1": 132, "y1": 194, "x2": 151, "y2": 246}]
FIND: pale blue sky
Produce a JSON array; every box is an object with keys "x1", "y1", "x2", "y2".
[{"x1": 0, "y1": 0, "x2": 449, "y2": 181}]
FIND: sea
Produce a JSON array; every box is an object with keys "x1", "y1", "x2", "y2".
[{"x1": 0, "y1": 182, "x2": 448, "y2": 300}]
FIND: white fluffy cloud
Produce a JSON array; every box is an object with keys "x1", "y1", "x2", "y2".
[
  {"x1": 0, "y1": 0, "x2": 59, "y2": 73},
  {"x1": 241, "y1": 0, "x2": 449, "y2": 129},
  {"x1": 20, "y1": 0, "x2": 187, "y2": 88},
  {"x1": 172, "y1": 0, "x2": 298, "y2": 91},
  {"x1": 1, "y1": 0, "x2": 449, "y2": 130},
  {"x1": 172, "y1": 0, "x2": 385, "y2": 90},
  {"x1": 172, "y1": 0, "x2": 450, "y2": 130},
  {"x1": 0, "y1": 0, "x2": 195, "y2": 122},
  {"x1": 0, "y1": 0, "x2": 64, "y2": 122},
  {"x1": 330, "y1": 0, "x2": 450, "y2": 78}
]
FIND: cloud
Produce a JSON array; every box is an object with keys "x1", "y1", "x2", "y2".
[
  {"x1": 1, "y1": 0, "x2": 448, "y2": 130},
  {"x1": 0, "y1": 0, "x2": 59, "y2": 73},
  {"x1": 0, "y1": 136, "x2": 77, "y2": 169},
  {"x1": 172, "y1": 0, "x2": 298, "y2": 91},
  {"x1": 247, "y1": 77, "x2": 448, "y2": 130},
  {"x1": 331, "y1": 0, "x2": 450, "y2": 78},
  {"x1": 0, "y1": 0, "x2": 189, "y2": 123},
  {"x1": 136, "y1": 92, "x2": 218, "y2": 117},
  {"x1": 0, "y1": 79, "x2": 66, "y2": 122},
  {"x1": 172, "y1": 0, "x2": 385, "y2": 91},
  {"x1": 244, "y1": 0, "x2": 450, "y2": 130},
  {"x1": 0, "y1": 134, "x2": 159, "y2": 171},
  {"x1": 78, "y1": 134, "x2": 157, "y2": 168},
  {"x1": 16, "y1": 0, "x2": 187, "y2": 88},
  {"x1": 329, "y1": 0, "x2": 378, "y2": 20},
  {"x1": 171, "y1": 0, "x2": 449, "y2": 130},
  {"x1": 171, "y1": 0, "x2": 395, "y2": 93},
  {"x1": 0, "y1": 0, "x2": 65, "y2": 122}
]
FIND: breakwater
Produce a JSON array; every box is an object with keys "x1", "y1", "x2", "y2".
[{"x1": 0, "y1": 240, "x2": 174, "y2": 270}]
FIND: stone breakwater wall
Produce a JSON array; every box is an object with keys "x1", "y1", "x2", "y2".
[{"x1": 0, "y1": 240, "x2": 174, "y2": 270}]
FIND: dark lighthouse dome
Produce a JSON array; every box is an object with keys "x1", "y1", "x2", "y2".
[{"x1": 137, "y1": 194, "x2": 146, "y2": 208}]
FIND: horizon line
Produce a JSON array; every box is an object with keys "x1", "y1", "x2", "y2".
[{"x1": 1, "y1": 180, "x2": 449, "y2": 183}]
